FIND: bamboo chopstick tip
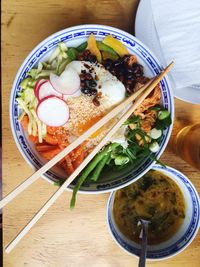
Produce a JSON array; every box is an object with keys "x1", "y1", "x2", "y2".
[
  {"x1": 5, "y1": 245, "x2": 12, "y2": 254},
  {"x1": 166, "y1": 61, "x2": 175, "y2": 70},
  {"x1": 160, "y1": 61, "x2": 174, "y2": 75}
]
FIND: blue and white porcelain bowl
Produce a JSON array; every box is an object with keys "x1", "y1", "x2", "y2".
[
  {"x1": 10, "y1": 24, "x2": 174, "y2": 193},
  {"x1": 107, "y1": 165, "x2": 200, "y2": 260}
]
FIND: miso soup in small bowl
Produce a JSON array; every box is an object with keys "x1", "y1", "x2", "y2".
[{"x1": 106, "y1": 165, "x2": 200, "y2": 260}]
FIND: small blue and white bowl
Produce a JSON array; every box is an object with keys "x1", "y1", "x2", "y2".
[{"x1": 106, "y1": 165, "x2": 200, "y2": 260}]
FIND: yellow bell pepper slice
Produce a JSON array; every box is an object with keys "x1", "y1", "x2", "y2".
[
  {"x1": 102, "y1": 35, "x2": 129, "y2": 57},
  {"x1": 87, "y1": 34, "x2": 102, "y2": 62}
]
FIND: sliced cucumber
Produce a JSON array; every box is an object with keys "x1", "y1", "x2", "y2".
[
  {"x1": 149, "y1": 142, "x2": 160, "y2": 153},
  {"x1": 114, "y1": 155, "x2": 130, "y2": 166},
  {"x1": 150, "y1": 128, "x2": 162, "y2": 139},
  {"x1": 158, "y1": 110, "x2": 170, "y2": 120}
]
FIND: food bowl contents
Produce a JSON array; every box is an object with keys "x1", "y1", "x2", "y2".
[
  {"x1": 16, "y1": 33, "x2": 172, "y2": 207},
  {"x1": 113, "y1": 170, "x2": 185, "y2": 245}
]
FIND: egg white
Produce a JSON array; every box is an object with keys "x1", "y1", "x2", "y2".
[{"x1": 65, "y1": 61, "x2": 126, "y2": 109}]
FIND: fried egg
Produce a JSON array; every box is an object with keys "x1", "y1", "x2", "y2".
[{"x1": 65, "y1": 61, "x2": 126, "y2": 109}]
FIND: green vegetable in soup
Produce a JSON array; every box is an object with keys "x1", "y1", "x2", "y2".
[{"x1": 113, "y1": 170, "x2": 185, "y2": 245}]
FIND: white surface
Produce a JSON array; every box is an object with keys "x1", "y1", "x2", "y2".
[
  {"x1": 135, "y1": 0, "x2": 200, "y2": 104},
  {"x1": 151, "y1": 0, "x2": 200, "y2": 90}
]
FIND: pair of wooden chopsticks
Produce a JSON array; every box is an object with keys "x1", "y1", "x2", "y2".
[{"x1": 2, "y1": 62, "x2": 174, "y2": 253}]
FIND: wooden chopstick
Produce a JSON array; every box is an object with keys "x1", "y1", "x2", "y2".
[
  {"x1": 0, "y1": 62, "x2": 173, "y2": 210},
  {"x1": 1, "y1": 82, "x2": 150, "y2": 210},
  {"x1": 5, "y1": 62, "x2": 174, "y2": 253}
]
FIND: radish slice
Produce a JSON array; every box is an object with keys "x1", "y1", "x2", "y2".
[
  {"x1": 37, "y1": 96, "x2": 69, "y2": 126},
  {"x1": 34, "y1": 79, "x2": 46, "y2": 99},
  {"x1": 63, "y1": 89, "x2": 81, "y2": 100},
  {"x1": 38, "y1": 80, "x2": 62, "y2": 101},
  {"x1": 50, "y1": 68, "x2": 80, "y2": 95}
]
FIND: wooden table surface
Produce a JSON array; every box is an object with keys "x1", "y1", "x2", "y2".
[{"x1": 2, "y1": 0, "x2": 200, "y2": 266}]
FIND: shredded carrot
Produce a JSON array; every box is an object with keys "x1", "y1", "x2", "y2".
[
  {"x1": 134, "y1": 85, "x2": 161, "y2": 116},
  {"x1": 71, "y1": 144, "x2": 85, "y2": 169},
  {"x1": 28, "y1": 135, "x2": 38, "y2": 144},
  {"x1": 47, "y1": 126, "x2": 60, "y2": 135},
  {"x1": 20, "y1": 115, "x2": 29, "y2": 129},
  {"x1": 134, "y1": 85, "x2": 161, "y2": 133},
  {"x1": 39, "y1": 147, "x2": 62, "y2": 160},
  {"x1": 62, "y1": 155, "x2": 74, "y2": 176},
  {"x1": 36, "y1": 144, "x2": 58, "y2": 152},
  {"x1": 20, "y1": 115, "x2": 39, "y2": 143},
  {"x1": 140, "y1": 110, "x2": 157, "y2": 133},
  {"x1": 45, "y1": 133, "x2": 58, "y2": 145}
]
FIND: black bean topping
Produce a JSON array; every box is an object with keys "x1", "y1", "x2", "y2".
[
  {"x1": 93, "y1": 97, "x2": 100, "y2": 106},
  {"x1": 79, "y1": 67, "x2": 99, "y2": 98},
  {"x1": 102, "y1": 55, "x2": 144, "y2": 95},
  {"x1": 83, "y1": 63, "x2": 90, "y2": 69},
  {"x1": 77, "y1": 50, "x2": 97, "y2": 63},
  {"x1": 122, "y1": 55, "x2": 130, "y2": 63},
  {"x1": 126, "y1": 79, "x2": 133, "y2": 85},
  {"x1": 114, "y1": 60, "x2": 122, "y2": 67},
  {"x1": 89, "y1": 80, "x2": 97, "y2": 87},
  {"x1": 127, "y1": 68, "x2": 134, "y2": 74},
  {"x1": 127, "y1": 74, "x2": 133, "y2": 79},
  {"x1": 90, "y1": 88, "x2": 97, "y2": 95},
  {"x1": 85, "y1": 73, "x2": 93, "y2": 80},
  {"x1": 81, "y1": 88, "x2": 91, "y2": 94}
]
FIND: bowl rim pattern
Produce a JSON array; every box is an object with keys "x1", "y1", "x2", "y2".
[{"x1": 10, "y1": 24, "x2": 174, "y2": 193}]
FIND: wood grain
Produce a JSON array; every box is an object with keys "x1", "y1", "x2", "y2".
[{"x1": 2, "y1": 0, "x2": 200, "y2": 266}]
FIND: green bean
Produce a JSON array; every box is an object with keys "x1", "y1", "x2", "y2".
[
  {"x1": 70, "y1": 143, "x2": 119, "y2": 208},
  {"x1": 90, "y1": 153, "x2": 110, "y2": 182}
]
